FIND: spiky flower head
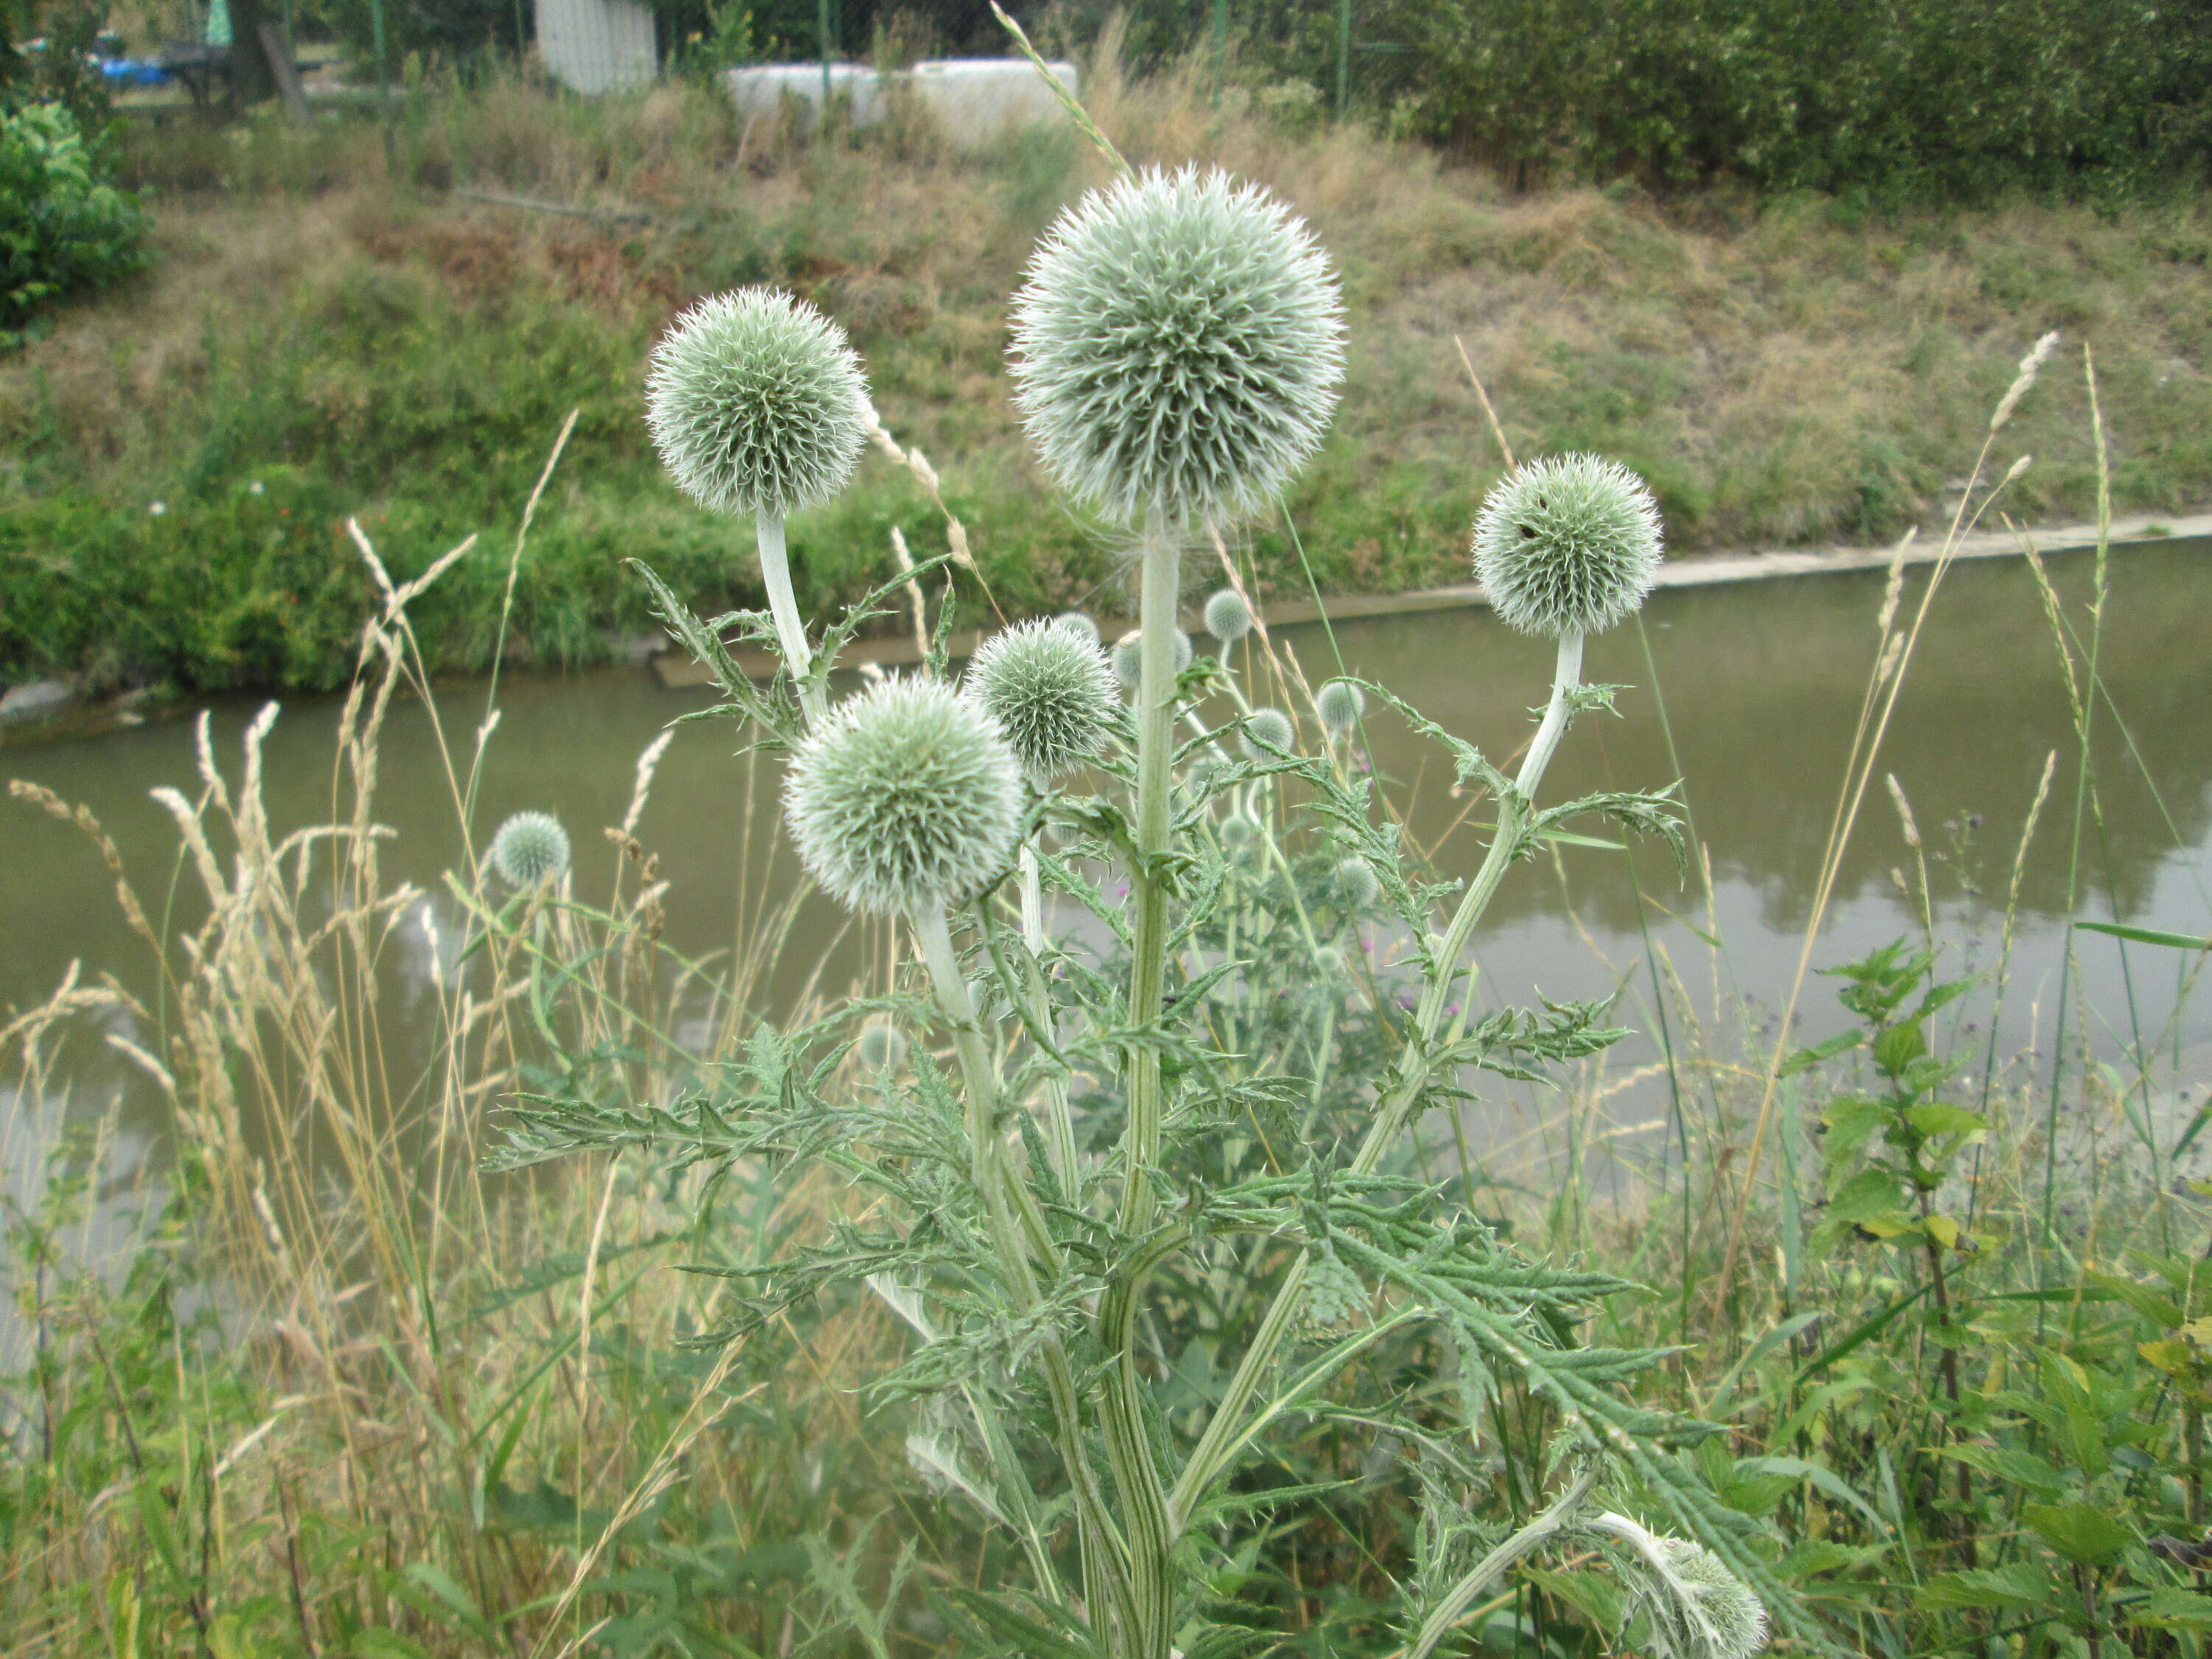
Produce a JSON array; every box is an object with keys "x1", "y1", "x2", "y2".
[
  {"x1": 1054, "y1": 611, "x2": 1101, "y2": 644},
  {"x1": 489, "y1": 810, "x2": 571, "y2": 888},
  {"x1": 1472, "y1": 453, "x2": 1663, "y2": 639},
  {"x1": 783, "y1": 678, "x2": 1023, "y2": 917},
  {"x1": 1203, "y1": 588, "x2": 1253, "y2": 644},
  {"x1": 1009, "y1": 166, "x2": 1346, "y2": 531},
  {"x1": 963, "y1": 618, "x2": 1119, "y2": 780},
  {"x1": 646, "y1": 288, "x2": 869, "y2": 519},
  {"x1": 1333, "y1": 855, "x2": 1380, "y2": 910},
  {"x1": 1315, "y1": 678, "x2": 1366, "y2": 734},
  {"x1": 1242, "y1": 706, "x2": 1296, "y2": 756},
  {"x1": 1594, "y1": 1514, "x2": 1767, "y2": 1659},
  {"x1": 853, "y1": 1019, "x2": 908, "y2": 1073},
  {"x1": 1220, "y1": 813, "x2": 1264, "y2": 861},
  {"x1": 1112, "y1": 628, "x2": 1194, "y2": 689}
]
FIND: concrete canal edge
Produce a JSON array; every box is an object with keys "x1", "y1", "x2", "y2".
[{"x1": 650, "y1": 509, "x2": 2212, "y2": 689}]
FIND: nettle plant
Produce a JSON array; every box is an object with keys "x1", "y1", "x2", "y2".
[{"x1": 495, "y1": 164, "x2": 1830, "y2": 1658}]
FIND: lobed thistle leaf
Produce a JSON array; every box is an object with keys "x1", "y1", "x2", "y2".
[
  {"x1": 1203, "y1": 587, "x2": 1253, "y2": 644},
  {"x1": 783, "y1": 678, "x2": 1024, "y2": 916},
  {"x1": 489, "y1": 810, "x2": 571, "y2": 888},
  {"x1": 1112, "y1": 628, "x2": 1193, "y2": 689},
  {"x1": 1315, "y1": 678, "x2": 1366, "y2": 734},
  {"x1": 1472, "y1": 453, "x2": 1663, "y2": 639},
  {"x1": 1242, "y1": 706, "x2": 1296, "y2": 755},
  {"x1": 1009, "y1": 166, "x2": 1346, "y2": 531},
  {"x1": 962, "y1": 617, "x2": 1119, "y2": 780},
  {"x1": 646, "y1": 288, "x2": 870, "y2": 520}
]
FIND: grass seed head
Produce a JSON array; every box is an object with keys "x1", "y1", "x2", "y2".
[
  {"x1": 783, "y1": 678, "x2": 1023, "y2": 916},
  {"x1": 1472, "y1": 453, "x2": 1663, "y2": 639},
  {"x1": 646, "y1": 288, "x2": 869, "y2": 520},
  {"x1": 1315, "y1": 678, "x2": 1366, "y2": 733},
  {"x1": 1009, "y1": 165, "x2": 1346, "y2": 531},
  {"x1": 489, "y1": 810, "x2": 570, "y2": 888},
  {"x1": 964, "y1": 617, "x2": 1119, "y2": 779},
  {"x1": 1203, "y1": 587, "x2": 1253, "y2": 643}
]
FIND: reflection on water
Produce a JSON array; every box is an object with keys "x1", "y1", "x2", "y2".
[{"x1": 4, "y1": 539, "x2": 2211, "y2": 1186}]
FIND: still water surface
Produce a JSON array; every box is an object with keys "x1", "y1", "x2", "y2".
[{"x1": 5, "y1": 540, "x2": 2211, "y2": 1192}]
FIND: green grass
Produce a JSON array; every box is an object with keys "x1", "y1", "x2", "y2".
[{"x1": 6, "y1": 66, "x2": 2212, "y2": 697}]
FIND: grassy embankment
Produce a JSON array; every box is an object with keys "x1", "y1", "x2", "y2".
[
  {"x1": 4, "y1": 368, "x2": 2212, "y2": 1655},
  {"x1": 6, "y1": 60, "x2": 2212, "y2": 696}
]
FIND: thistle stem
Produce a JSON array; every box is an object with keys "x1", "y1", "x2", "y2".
[
  {"x1": 1019, "y1": 840, "x2": 1083, "y2": 1193},
  {"x1": 757, "y1": 515, "x2": 825, "y2": 725},
  {"x1": 910, "y1": 903, "x2": 1137, "y2": 1644},
  {"x1": 1102, "y1": 524, "x2": 1183, "y2": 1659},
  {"x1": 1169, "y1": 631, "x2": 1586, "y2": 1527}
]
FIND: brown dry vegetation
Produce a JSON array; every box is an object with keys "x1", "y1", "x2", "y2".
[{"x1": 6, "y1": 50, "x2": 2212, "y2": 694}]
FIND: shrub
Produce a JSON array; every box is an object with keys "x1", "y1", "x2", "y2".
[{"x1": 0, "y1": 102, "x2": 148, "y2": 347}]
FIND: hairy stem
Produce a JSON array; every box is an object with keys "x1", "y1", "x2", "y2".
[
  {"x1": 1170, "y1": 631, "x2": 1586, "y2": 1527},
  {"x1": 1020, "y1": 840, "x2": 1082, "y2": 1193},
  {"x1": 911, "y1": 904, "x2": 1136, "y2": 1644},
  {"x1": 1405, "y1": 1466, "x2": 1599, "y2": 1659},
  {"x1": 1102, "y1": 525, "x2": 1183, "y2": 1659},
  {"x1": 757, "y1": 515, "x2": 825, "y2": 726}
]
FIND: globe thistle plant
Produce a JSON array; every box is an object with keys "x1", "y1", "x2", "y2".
[
  {"x1": 1054, "y1": 611, "x2": 1102, "y2": 644},
  {"x1": 1113, "y1": 628, "x2": 1192, "y2": 689},
  {"x1": 1333, "y1": 855, "x2": 1380, "y2": 910},
  {"x1": 1203, "y1": 588, "x2": 1253, "y2": 644},
  {"x1": 645, "y1": 288, "x2": 869, "y2": 521},
  {"x1": 1590, "y1": 1513, "x2": 1768, "y2": 1659},
  {"x1": 1315, "y1": 678, "x2": 1366, "y2": 735},
  {"x1": 853, "y1": 1019, "x2": 909, "y2": 1074},
  {"x1": 1472, "y1": 453, "x2": 1663, "y2": 639},
  {"x1": 964, "y1": 618, "x2": 1119, "y2": 781},
  {"x1": 1242, "y1": 706, "x2": 1296, "y2": 756},
  {"x1": 488, "y1": 810, "x2": 571, "y2": 889},
  {"x1": 1009, "y1": 166, "x2": 1346, "y2": 532},
  {"x1": 783, "y1": 678, "x2": 1023, "y2": 917}
]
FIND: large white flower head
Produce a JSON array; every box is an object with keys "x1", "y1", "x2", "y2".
[
  {"x1": 963, "y1": 617, "x2": 1119, "y2": 780},
  {"x1": 1472, "y1": 453, "x2": 1663, "y2": 639},
  {"x1": 1009, "y1": 166, "x2": 1346, "y2": 532},
  {"x1": 489, "y1": 810, "x2": 571, "y2": 888},
  {"x1": 783, "y1": 678, "x2": 1023, "y2": 917},
  {"x1": 645, "y1": 288, "x2": 870, "y2": 519}
]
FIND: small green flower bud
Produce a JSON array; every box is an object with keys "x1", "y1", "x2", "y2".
[
  {"x1": 783, "y1": 678, "x2": 1023, "y2": 917},
  {"x1": 1242, "y1": 706, "x2": 1295, "y2": 755},
  {"x1": 1054, "y1": 611, "x2": 1101, "y2": 644},
  {"x1": 1112, "y1": 628, "x2": 1193, "y2": 689},
  {"x1": 1220, "y1": 813, "x2": 1264, "y2": 861},
  {"x1": 1315, "y1": 678, "x2": 1365, "y2": 734},
  {"x1": 1203, "y1": 588, "x2": 1253, "y2": 644},
  {"x1": 1010, "y1": 166, "x2": 1346, "y2": 530},
  {"x1": 489, "y1": 810, "x2": 570, "y2": 888},
  {"x1": 1472, "y1": 453, "x2": 1663, "y2": 639},
  {"x1": 1333, "y1": 855, "x2": 1380, "y2": 910},
  {"x1": 646, "y1": 288, "x2": 870, "y2": 520},
  {"x1": 963, "y1": 617, "x2": 1119, "y2": 780},
  {"x1": 853, "y1": 1019, "x2": 908, "y2": 1073}
]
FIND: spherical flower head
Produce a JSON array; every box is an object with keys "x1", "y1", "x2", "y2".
[
  {"x1": 1315, "y1": 678, "x2": 1365, "y2": 734},
  {"x1": 1333, "y1": 855, "x2": 1380, "y2": 910},
  {"x1": 1009, "y1": 166, "x2": 1346, "y2": 531},
  {"x1": 1638, "y1": 1540, "x2": 1768, "y2": 1659},
  {"x1": 1242, "y1": 706, "x2": 1295, "y2": 756},
  {"x1": 1472, "y1": 453, "x2": 1663, "y2": 639},
  {"x1": 489, "y1": 810, "x2": 570, "y2": 888},
  {"x1": 1220, "y1": 813, "x2": 1264, "y2": 862},
  {"x1": 1112, "y1": 628, "x2": 1193, "y2": 689},
  {"x1": 963, "y1": 618, "x2": 1119, "y2": 780},
  {"x1": 1054, "y1": 611, "x2": 1101, "y2": 644},
  {"x1": 783, "y1": 678, "x2": 1023, "y2": 917},
  {"x1": 645, "y1": 288, "x2": 870, "y2": 519},
  {"x1": 1203, "y1": 588, "x2": 1253, "y2": 644},
  {"x1": 853, "y1": 1018, "x2": 908, "y2": 1073}
]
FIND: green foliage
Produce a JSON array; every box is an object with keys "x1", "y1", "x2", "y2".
[{"x1": 0, "y1": 102, "x2": 147, "y2": 348}]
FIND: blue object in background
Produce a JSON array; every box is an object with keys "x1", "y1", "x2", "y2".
[{"x1": 100, "y1": 58, "x2": 175, "y2": 86}]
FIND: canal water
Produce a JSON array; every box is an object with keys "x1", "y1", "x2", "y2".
[{"x1": 5, "y1": 538, "x2": 2211, "y2": 1214}]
